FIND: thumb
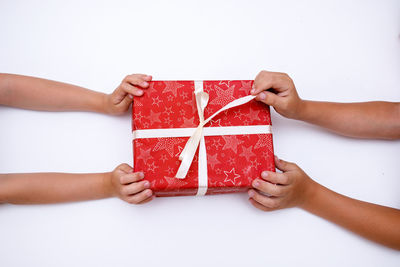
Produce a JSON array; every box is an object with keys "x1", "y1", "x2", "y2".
[
  {"x1": 274, "y1": 156, "x2": 297, "y2": 172},
  {"x1": 256, "y1": 91, "x2": 281, "y2": 107}
]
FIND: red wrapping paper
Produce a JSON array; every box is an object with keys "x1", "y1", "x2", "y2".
[{"x1": 132, "y1": 80, "x2": 275, "y2": 196}]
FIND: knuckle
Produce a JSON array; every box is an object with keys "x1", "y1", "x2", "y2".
[
  {"x1": 119, "y1": 176, "x2": 125, "y2": 184},
  {"x1": 269, "y1": 199, "x2": 280, "y2": 209},
  {"x1": 280, "y1": 175, "x2": 289, "y2": 184},
  {"x1": 120, "y1": 187, "x2": 129, "y2": 196}
]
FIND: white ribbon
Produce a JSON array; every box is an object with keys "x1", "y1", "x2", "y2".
[{"x1": 132, "y1": 81, "x2": 272, "y2": 196}]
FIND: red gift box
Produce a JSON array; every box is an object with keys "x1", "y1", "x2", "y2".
[{"x1": 132, "y1": 80, "x2": 275, "y2": 197}]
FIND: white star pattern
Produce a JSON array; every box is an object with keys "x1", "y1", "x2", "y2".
[
  {"x1": 182, "y1": 116, "x2": 195, "y2": 127},
  {"x1": 218, "y1": 81, "x2": 231, "y2": 87},
  {"x1": 162, "y1": 82, "x2": 184, "y2": 96},
  {"x1": 207, "y1": 153, "x2": 221, "y2": 168},
  {"x1": 153, "y1": 138, "x2": 185, "y2": 157},
  {"x1": 239, "y1": 81, "x2": 252, "y2": 93},
  {"x1": 175, "y1": 146, "x2": 184, "y2": 157},
  {"x1": 248, "y1": 107, "x2": 261, "y2": 121},
  {"x1": 133, "y1": 100, "x2": 143, "y2": 107},
  {"x1": 243, "y1": 166, "x2": 252, "y2": 175},
  {"x1": 164, "y1": 117, "x2": 172, "y2": 125},
  {"x1": 223, "y1": 168, "x2": 241, "y2": 185},
  {"x1": 254, "y1": 135, "x2": 267, "y2": 149},
  {"x1": 167, "y1": 95, "x2": 174, "y2": 101},
  {"x1": 211, "y1": 138, "x2": 223, "y2": 149},
  {"x1": 222, "y1": 135, "x2": 244, "y2": 153},
  {"x1": 209, "y1": 118, "x2": 222, "y2": 127},
  {"x1": 181, "y1": 91, "x2": 189, "y2": 99},
  {"x1": 152, "y1": 96, "x2": 162, "y2": 107},
  {"x1": 147, "y1": 162, "x2": 158, "y2": 173},
  {"x1": 163, "y1": 176, "x2": 188, "y2": 189},
  {"x1": 164, "y1": 106, "x2": 174, "y2": 116},
  {"x1": 137, "y1": 147, "x2": 152, "y2": 164},
  {"x1": 250, "y1": 160, "x2": 261, "y2": 169},
  {"x1": 148, "y1": 110, "x2": 161, "y2": 124},
  {"x1": 160, "y1": 154, "x2": 168, "y2": 163},
  {"x1": 239, "y1": 145, "x2": 256, "y2": 161},
  {"x1": 209, "y1": 85, "x2": 236, "y2": 107},
  {"x1": 135, "y1": 111, "x2": 144, "y2": 123},
  {"x1": 167, "y1": 167, "x2": 175, "y2": 175}
]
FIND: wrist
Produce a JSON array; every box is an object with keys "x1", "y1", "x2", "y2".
[
  {"x1": 298, "y1": 178, "x2": 320, "y2": 210},
  {"x1": 293, "y1": 99, "x2": 309, "y2": 121},
  {"x1": 101, "y1": 172, "x2": 115, "y2": 198},
  {"x1": 99, "y1": 93, "x2": 111, "y2": 115}
]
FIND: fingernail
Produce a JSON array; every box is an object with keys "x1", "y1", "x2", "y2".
[
  {"x1": 250, "y1": 89, "x2": 255, "y2": 94},
  {"x1": 146, "y1": 190, "x2": 152, "y2": 197},
  {"x1": 129, "y1": 94, "x2": 133, "y2": 99},
  {"x1": 136, "y1": 90, "x2": 143, "y2": 96},
  {"x1": 259, "y1": 92, "x2": 266, "y2": 100},
  {"x1": 142, "y1": 82, "x2": 149, "y2": 87},
  {"x1": 261, "y1": 171, "x2": 268, "y2": 178},
  {"x1": 253, "y1": 180, "x2": 260, "y2": 187},
  {"x1": 144, "y1": 181, "x2": 150, "y2": 188},
  {"x1": 248, "y1": 190, "x2": 255, "y2": 198},
  {"x1": 138, "y1": 172, "x2": 144, "y2": 179}
]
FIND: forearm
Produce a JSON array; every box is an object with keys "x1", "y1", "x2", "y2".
[
  {"x1": 297, "y1": 100, "x2": 400, "y2": 140},
  {"x1": 0, "y1": 172, "x2": 114, "y2": 204},
  {"x1": 0, "y1": 73, "x2": 107, "y2": 113},
  {"x1": 301, "y1": 181, "x2": 400, "y2": 250}
]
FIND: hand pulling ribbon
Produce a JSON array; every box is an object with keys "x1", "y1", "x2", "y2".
[{"x1": 132, "y1": 81, "x2": 272, "y2": 196}]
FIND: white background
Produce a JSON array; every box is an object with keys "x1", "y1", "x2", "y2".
[{"x1": 0, "y1": 0, "x2": 399, "y2": 266}]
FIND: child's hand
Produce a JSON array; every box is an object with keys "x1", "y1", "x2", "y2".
[
  {"x1": 248, "y1": 156, "x2": 316, "y2": 211},
  {"x1": 104, "y1": 74, "x2": 152, "y2": 115},
  {"x1": 251, "y1": 70, "x2": 303, "y2": 119},
  {"x1": 108, "y1": 164, "x2": 154, "y2": 204}
]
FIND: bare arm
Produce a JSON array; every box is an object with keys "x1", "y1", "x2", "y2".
[
  {"x1": 299, "y1": 100, "x2": 400, "y2": 139},
  {"x1": 248, "y1": 156, "x2": 400, "y2": 250},
  {"x1": 303, "y1": 180, "x2": 400, "y2": 250},
  {"x1": 0, "y1": 164, "x2": 153, "y2": 205},
  {"x1": 0, "y1": 73, "x2": 152, "y2": 115},
  {"x1": 251, "y1": 70, "x2": 400, "y2": 140}
]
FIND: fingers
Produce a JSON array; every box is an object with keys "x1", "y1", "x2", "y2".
[
  {"x1": 125, "y1": 189, "x2": 153, "y2": 204},
  {"x1": 121, "y1": 83, "x2": 144, "y2": 98},
  {"x1": 125, "y1": 74, "x2": 152, "y2": 88},
  {"x1": 249, "y1": 198, "x2": 275, "y2": 212},
  {"x1": 248, "y1": 189, "x2": 281, "y2": 210},
  {"x1": 121, "y1": 180, "x2": 150, "y2": 195},
  {"x1": 251, "y1": 70, "x2": 278, "y2": 95},
  {"x1": 255, "y1": 91, "x2": 280, "y2": 107},
  {"x1": 252, "y1": 179, "x2": 288, "y2": 197},
  {"x1": 137, "y1": 195, "x2": 155, "y2": 204},
  {"x1": 274, "y1": 156, "x2": 298, "y2": 172},
  {"x1": 119, "y1": 172, "x2": 144, "y2": 185},
  {"x1": 260, "y1": 170, "x2": 290, "y2": 185},
  {"x1": 117, "y1": 163, "x2": 133, "y2": 173}
]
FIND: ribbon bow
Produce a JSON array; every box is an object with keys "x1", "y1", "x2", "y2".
[{"x1": 175, "y1": 81, "x2": 256, "y2": 180}]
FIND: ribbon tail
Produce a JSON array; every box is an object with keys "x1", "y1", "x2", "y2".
[{"x1": 175, "y1": 126, "x2": 204, "y2": 179}]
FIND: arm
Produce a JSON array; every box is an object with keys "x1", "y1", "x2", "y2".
[
  {"x1": 0, "y1": 164, "x2": 153, "y2": 205},
  {"x1": 0, "y1": 73, "x2": 152, "y2": 115},
  {"x1": 251, "y1": 70, "x2": 400, "y2": 140},
  {"x1": 248, "y1": 157, "x2": 400, "y2": 250}
]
